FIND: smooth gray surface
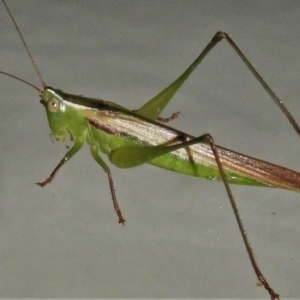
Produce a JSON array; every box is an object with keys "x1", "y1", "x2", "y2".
[{"x1": 1, "y1": 0, "x2": 300, "y2": 298}]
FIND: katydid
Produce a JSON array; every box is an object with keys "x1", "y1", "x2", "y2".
[{"x1": 1, "y1": 1, "x2": 300, "y2": 299}]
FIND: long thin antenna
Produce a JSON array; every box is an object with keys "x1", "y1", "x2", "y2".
[
  {"x1": 2, "y1": 0, "x2": 46, "y2": 88},
  {"x1": 0, "y1": 71, "x2": 41, "y2": 92}
]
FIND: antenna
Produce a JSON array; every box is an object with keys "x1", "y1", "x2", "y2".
[
  {"x1": 0, "y1": 71, "x2": 41, "y2": 92},
  {"x1": 2, "y1": 0, "x2": 46, "y2": 88}
]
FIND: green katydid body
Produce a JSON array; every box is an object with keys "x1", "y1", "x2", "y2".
[
  {"x1": 42, "y1": 87, "x2": 300, "y2": 192},
  {"x1": 2, "y1": 0, "x2": 300, "y2": 296}
]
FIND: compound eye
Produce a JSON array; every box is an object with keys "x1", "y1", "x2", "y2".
[{"x1": 47, "y1": 98, "x2": 59, "y2": 112}]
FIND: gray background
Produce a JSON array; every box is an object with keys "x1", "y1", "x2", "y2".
[{"x1": 1, "y1": 0, "x2": 300, "y2": 298}]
